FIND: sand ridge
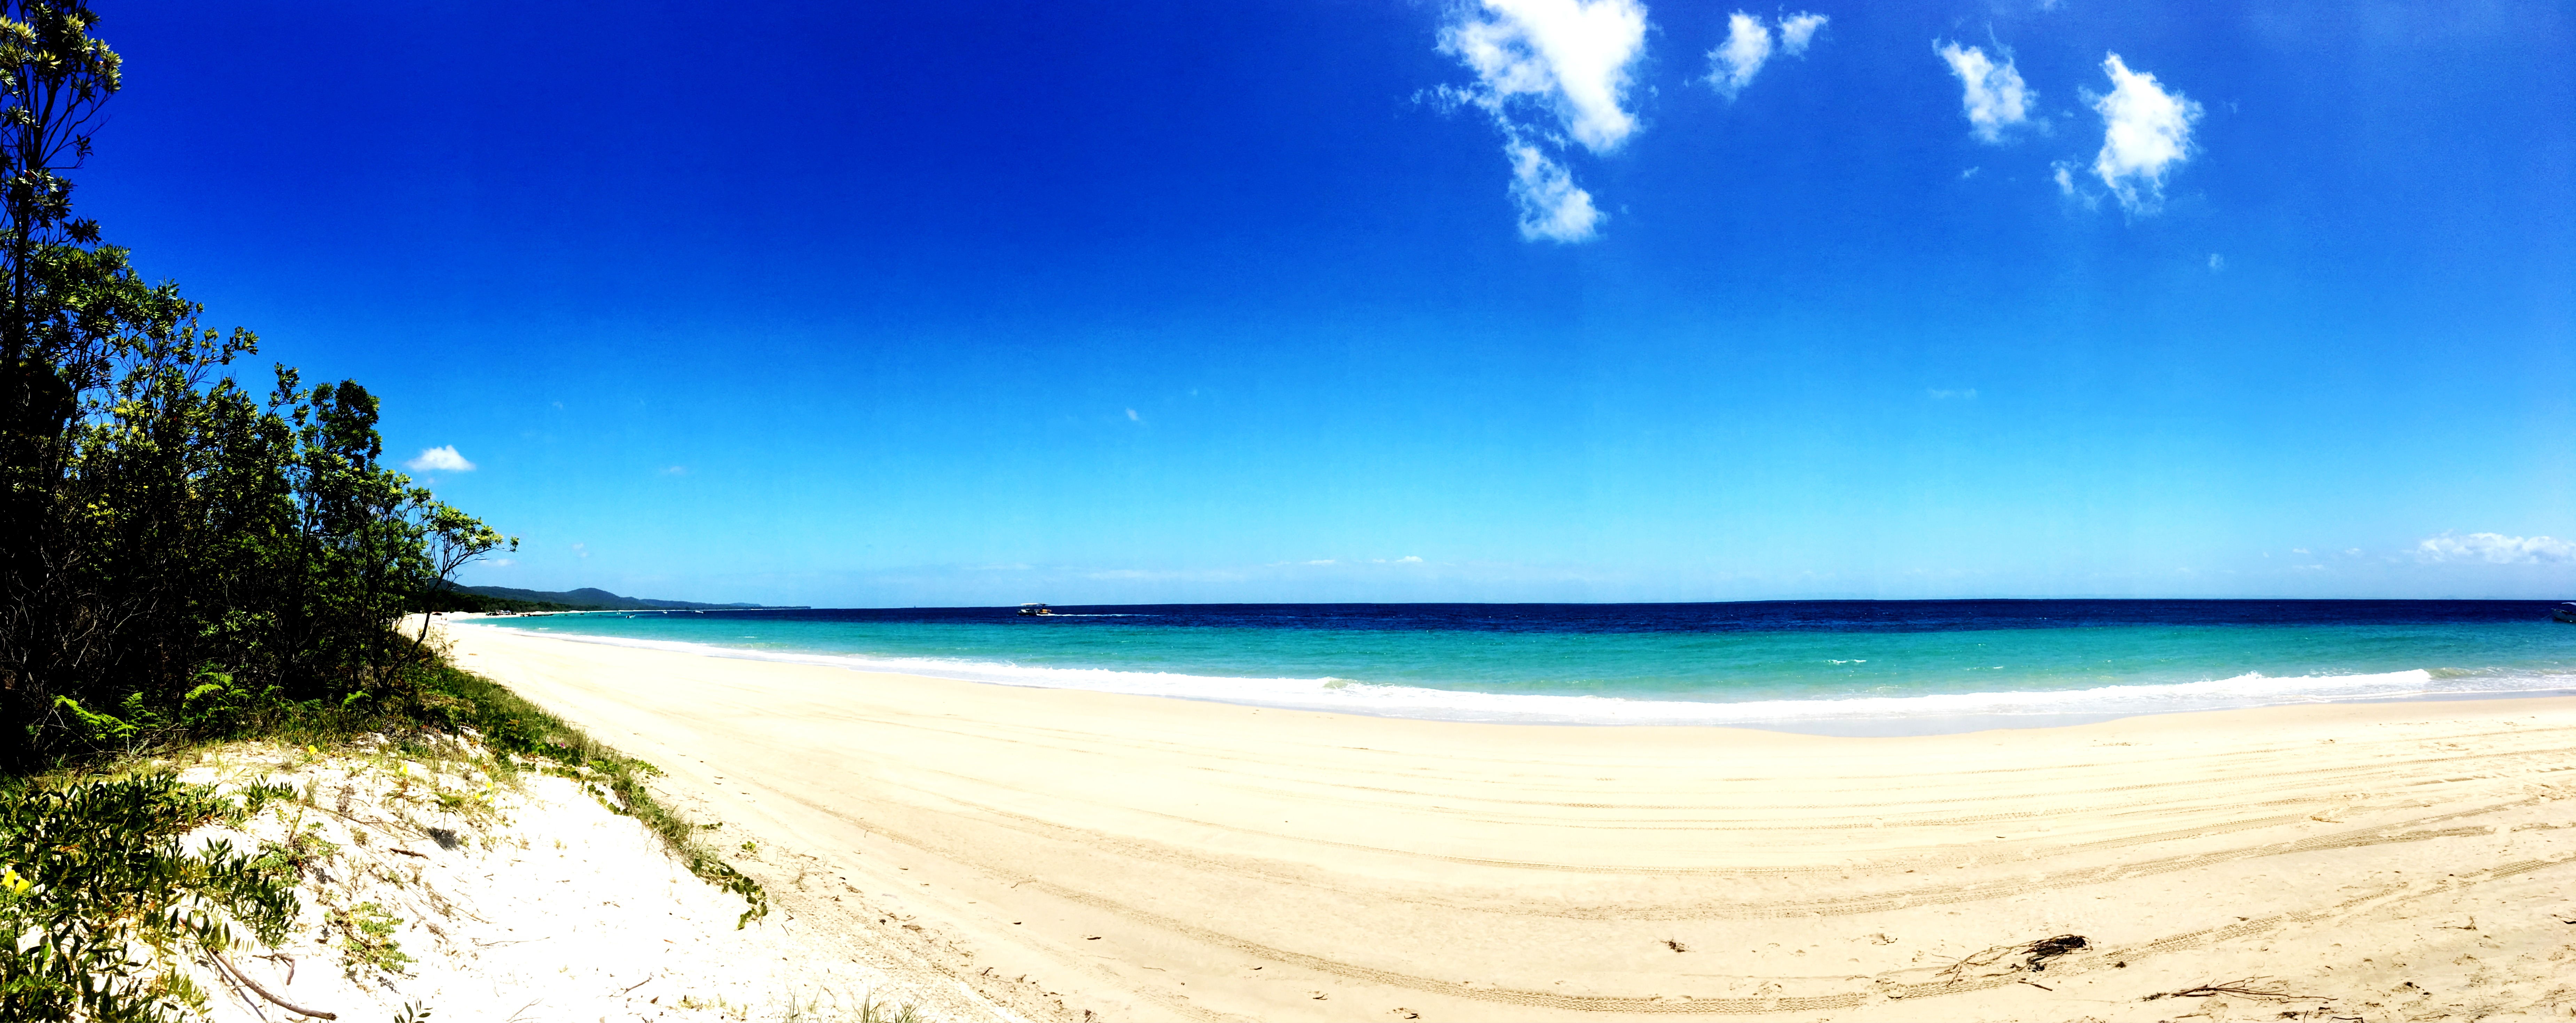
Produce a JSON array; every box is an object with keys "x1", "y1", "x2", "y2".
[{"x1": 446, "y1": 622, "x2": 2576, "y2": 1021}]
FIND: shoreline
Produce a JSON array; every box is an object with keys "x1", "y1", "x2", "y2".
[
  {"x1": 443, "y1": 614, "x2": 2576, "y2": 736},
  {"x1": 442, "y1": 622, "x2": 2576, "y2": 1021}
]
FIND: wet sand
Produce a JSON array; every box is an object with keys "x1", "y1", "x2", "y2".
[{"x1": 445, "y1": 623, "x2": 2576, "y2": 1021}]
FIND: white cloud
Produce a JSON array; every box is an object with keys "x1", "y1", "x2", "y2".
[
  {"x1": 1125, "y1": 408, "x2": 1140, "y2": 421},
  {"x1": 1927, "y1": 388, "x2": 1978, "y2": 400},
  {"x1": 662, "y1": 465, "x2": 688, "y2": 475},
  {"x1": 1935, "y1": 42, "x2": 2032, "y2": 143},
  {"x1": 2416, "y1": 532, "x2": 2576, "y2": 564},
  {"x1": 1443, "y1": 0, "x2": 1650, "y2": 152},
  {"x1": 2088, "y1": 53, "x2": 2201, "y2": 213},
  {"x1": 1778, "y1": 13, "x2": 1827, "y2": 54},
  {"x1": 1707, "y1": 12, "x2": 1824, "y2": 98},
  {"x1": 2050, "y1": 160, "x2": 2100, "y2": 209},
  {"x1": 1438, "y1": 0, "x2": 1647, "y2": 242},
  {"x1": 1397, "y1": 555, "x2": 1425, "y2": 563},
  {"x1": 487, "y1": 558, "x2": 516, "y2": 568},
  {"x1": 2207, "y1": 253, "x2": 2225, "y2": 271},
  {"x1": 1708, "y1": 14, "x2": 1771, "y2": 97},
  {"x1": 2291, "y1": 547, "x2": 2310, "y2": 555},
  {"x1": 1507, "y1": 141, "x2": 1603, "y2": 241},
  {"x1": 404, "y1": 445, "x2": 474, "y2": 473}
]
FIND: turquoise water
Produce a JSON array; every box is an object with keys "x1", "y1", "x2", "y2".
[{"x1": 466, "y1": 601, "x2": 2576, "y2": 728}]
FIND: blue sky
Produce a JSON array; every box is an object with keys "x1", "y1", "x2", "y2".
[{"x1": 81, "y1": 0, "x2": 2574, "y2": 605}]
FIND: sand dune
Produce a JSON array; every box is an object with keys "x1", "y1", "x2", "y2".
[{"x1": 445, "y1": 623, "x2": 2576, "y2": 1022}]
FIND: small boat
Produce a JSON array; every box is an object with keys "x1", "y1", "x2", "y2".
[
  {"x1": 1017, "y1": 603, "x2": 1057, "y2": 617},
  {"x1": 2555, "y1": 602, "x2": 2576, "y2": 624}
]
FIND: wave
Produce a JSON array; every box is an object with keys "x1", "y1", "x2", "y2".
[{"x1": 454, "y1": 623, "x2": 2576, "y2": 728}]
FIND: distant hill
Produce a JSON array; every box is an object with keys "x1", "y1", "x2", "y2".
[{"x1": 450, "y1": 585, "x2": 775, "y2": 612}]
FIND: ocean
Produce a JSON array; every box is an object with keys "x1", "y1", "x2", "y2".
[{"x1": 465, "y1": 600, "x2": 2576, "y2": 733}]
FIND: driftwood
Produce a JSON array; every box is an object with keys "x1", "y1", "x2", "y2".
[
  {"x1": 215, "y1": 951, "x2": 338, "y2": 1020},
  {"x1": 2144, "y1": 975, "x2": 2352, "y2": 1020},
  {"x1": 1937, "y1": 934, "x2": 2088, "y2": 984}
]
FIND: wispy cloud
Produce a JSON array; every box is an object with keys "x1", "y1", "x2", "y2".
[
  {"x1": 1777, "y1": 13, "x2": 1826, "y2": 53},
  {"x1": 1506, "y1": 141, "x2": 1603, "y2": 241},
  {"x1": 1085, "y1": 568, "x2": 1250, "y2": 583},
  {"x1": 404, "y1": 445, "x2": 475, "y2": 473},
  {"x1": 1707, "y1": 11, "x2": 1826, "y2": 98},
  {"x1": 1437, "y1": 0, "x2": 1649, "y2": 242},
  {"x1": 2416, "y1": 531, "x2": 2576, "y2": 564},
  {"x1": 1935, "y1": 42, "x2": 2032, "y2": 143},
  {"x1": 2086, "y1": 53, "x2": 2201, "y2": 214},
  {"x1": 1707, "y1": 14, "x2": 1770, "y2": 97},
  {"x1": 1927, "y1": 387, "x2": 1979, "y2": 400}
]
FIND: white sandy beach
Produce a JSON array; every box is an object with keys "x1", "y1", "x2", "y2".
[
  {"x1": 441, "y1": 622, "x2": 2576, "y2": 1022},
  {"x1": 165, "y1": 735, "x2": 1035, "y2": 1023}
]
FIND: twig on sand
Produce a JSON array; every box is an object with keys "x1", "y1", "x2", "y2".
[
  {"x1": 254, "y1": 951, "x2": 296, "y2": 986},
  {"x1": 622, "y1": 973, "x2": 659, "y2": 993},
  {"x1": 2144, "y1": 977, "x2": 2310, "y2": 1001},
  {"x1": 214, "y1": 952, "x2": 338, "y2": 1020}
]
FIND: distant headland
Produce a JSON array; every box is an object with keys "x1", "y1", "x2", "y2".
[{"x1": 439, "y1": 585, "x2": 788, "y2": 613}]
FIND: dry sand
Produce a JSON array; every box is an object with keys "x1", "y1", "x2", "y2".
[
  {"x1": 165, "y1": 736, "x2": 1023, "y2": 1023},
  {"x1": 445, "y1": 622, "x2": 2576, "y2": 1022}
]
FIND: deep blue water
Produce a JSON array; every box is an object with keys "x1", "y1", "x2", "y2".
[{"x1": 469, "y1": 600, "x2": 2576, "y2": 728}]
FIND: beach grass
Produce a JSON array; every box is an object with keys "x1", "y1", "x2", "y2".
[{"x1": 419, "y1": 661, "x2": 772, "y2": 925}]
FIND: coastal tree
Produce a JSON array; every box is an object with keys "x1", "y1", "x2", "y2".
[{"x1": 0, "y1": 0, "x2": 514, "y2": 766}]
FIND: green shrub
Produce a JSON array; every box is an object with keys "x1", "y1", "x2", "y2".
[{"x1": 0, "y1": 772, "x2": 297, "y2": 1022}]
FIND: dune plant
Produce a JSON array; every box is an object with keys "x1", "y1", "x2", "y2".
[
  {"x1": 0, "y1": 771, "x2": 298, "y2": 1021},
  {"x1": 422, "y1": 663, "x2": 770, "y2": 926},
  {"x1": 331, "y1": 900, "x2": 410, "y2": 979}
]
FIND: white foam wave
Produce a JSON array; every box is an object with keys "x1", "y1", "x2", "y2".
[{"x1": 454, "y1": 623, "x2": 2576, "y2": 727}]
